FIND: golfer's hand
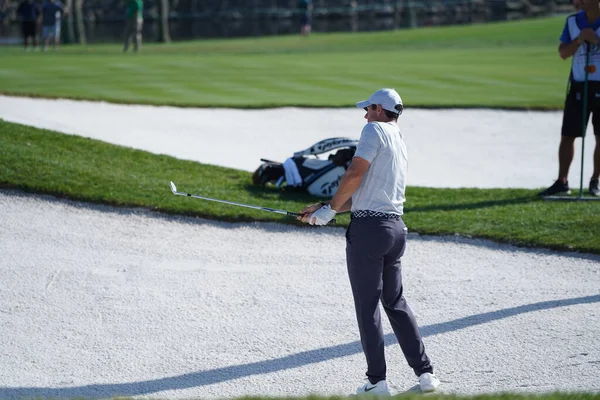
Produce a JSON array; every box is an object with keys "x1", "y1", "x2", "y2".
[
  {"x1": 297, "y1": 203, "x2": 323, "y2": 223},
  {"x1": 307, "y1": 204, "x2": 337, "y2": 226}
]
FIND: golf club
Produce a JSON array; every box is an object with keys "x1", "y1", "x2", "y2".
[{"x1": 169, "y1": 181, "x2": 336, "y2": 224}]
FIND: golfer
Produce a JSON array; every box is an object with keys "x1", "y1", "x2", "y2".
[{"x1": 298, "y1": 88, "x2": 440, "y2": 395}]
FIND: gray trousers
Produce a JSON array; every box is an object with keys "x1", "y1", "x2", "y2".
[{"x1": 346, "y1": 217, "x2": 432, "y2": 383}]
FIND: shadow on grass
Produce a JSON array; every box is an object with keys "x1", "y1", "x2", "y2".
[{"x1": 1, "y1": 294, "x2": 598, "y2": 398}]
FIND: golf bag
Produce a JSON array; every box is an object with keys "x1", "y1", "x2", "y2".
[{"x1": 252, "y1": 137, "x2": 359, "y2": 197}]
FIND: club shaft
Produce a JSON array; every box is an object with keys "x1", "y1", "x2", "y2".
[
  {"x1": 173, "y1": 191, "x2": 298, "y2": 217},
  {"x1": 170, "y1": 182, "x2": 335, "y2": 224}
]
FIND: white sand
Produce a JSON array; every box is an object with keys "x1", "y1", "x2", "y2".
[{"x1": 1, "y1": 96, "x2": 599, "y2": 398}]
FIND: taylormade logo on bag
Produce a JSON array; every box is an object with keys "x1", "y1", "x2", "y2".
[
  {"x1": 319, "y1": 174, "x2": 343, "y2": 196},
  {"x1": 314, "y1": 138, "x2": 356, "y2": 153}
]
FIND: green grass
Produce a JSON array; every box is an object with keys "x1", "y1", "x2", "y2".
[
  {"x1": 2, "y1": 119, "x2": 599, "y2": 255},
  {"x1": 0, "y1": 16, "x2": 570, "y2": 109}
]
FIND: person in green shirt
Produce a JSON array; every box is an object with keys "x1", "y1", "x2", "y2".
[{"x1": 123, "y1": 0, "x2": 143, "y2": 52}]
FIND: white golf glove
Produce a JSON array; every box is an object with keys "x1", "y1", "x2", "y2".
[{"x1": 309, "y1": 204, "x2": 337, "y2": 226}]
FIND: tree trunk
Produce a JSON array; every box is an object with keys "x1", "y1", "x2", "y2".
[
  {"x1": 158, "y1": 0, "x2": 171, "y2": 42},
  {"x1": 75, "y1": 0, "x2": 86, "y2": 44},
  {"x1": 407, "y1": 0, "x2": 417, "y2": 28}
]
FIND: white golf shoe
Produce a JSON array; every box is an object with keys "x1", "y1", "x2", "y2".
[
  {"x1": 356, "y1": 379, "x2": 390, "y2": 396},
  {"x1": 418, "y1": 372, "x2": 440, "y2": 392}
]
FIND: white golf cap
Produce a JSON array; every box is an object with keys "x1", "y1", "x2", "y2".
[{"x1": 356, "y1": 88, "x2": 403, "y2": 115}]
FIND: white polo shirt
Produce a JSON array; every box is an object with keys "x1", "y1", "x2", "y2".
[{"x1": 351, "y1": 121, "x2": 407, "y2": 215}]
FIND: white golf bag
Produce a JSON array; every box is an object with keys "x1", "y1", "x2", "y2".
[{"x1": 252, "y1": 137, "x2": 359, "y2": 197}]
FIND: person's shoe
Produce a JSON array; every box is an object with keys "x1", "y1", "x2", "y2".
[
  {"x1": 418, "y1": 372, "x2": 440, "y2": 393},
  {"x1": 356, "y1": 379, "x2": 390, "y2": 396},
  {"x1": 538, "y1": 180, "x2": 570, "y2": 196},
  {"x1": 589, "y1": 179, "x2": 600, "y2": 196}
]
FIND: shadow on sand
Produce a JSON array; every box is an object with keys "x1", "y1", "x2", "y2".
[{"x1": 1, "y1": 294, "x2": 599, "y2": 398}]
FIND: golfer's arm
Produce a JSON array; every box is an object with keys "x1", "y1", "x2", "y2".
[
  {"x1": 337, "y1": 198, "x2": 352, "y2": 213},
  {"x1": 559, "y1": 41, "x2": 580, "y2": 60},
  {"x1": 329, "y1": 157, "x2": 369, "y2": 213}
]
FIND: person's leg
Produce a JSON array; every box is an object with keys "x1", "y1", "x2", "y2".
[
  {"x1": 380, "y1": 219, "x2": 433, "y2": 376},
  {"x1": 33, "y1": 21, "x2": 39, "y2": 49},
  {"x1": 300, "y1": 14, "x2": 309, "y2": 36},
  {"x1": 590, "y1": 135, "x2": 600, "y2": 195},
  {"x1": 22, "y1": 23, "x2": 28, "y2": 50},
  {"x1": 558, "y1": 136, "x2": 577, "y2": 182},
  {"x1": 540, "y1": 81, "x2": 586, "y2": 196},
  {"x1": 123, "y1": 18, "x2": 132, "y2": 52},
  {"x1": 591, "y1": 93, "x2": 600, "y2": 182},
  {"x1": 560, "y1": 81, "x2": 589, "y2": 182},
  {"x1": 43, "y1": 34, "x2": 54, "y2": 51},
  {"x1": 134, "y1": 17, "x2": 142, "y2": 52},
  {"x1": 346, "y1": 218, "x2": 387, "y2": 384},
  {"x1": 42, "y1": 26, "x2": 48, "y2": 50},
  {"x1": 54, "y1": 23, "x2": 61, "y2": 49},
  {"x1": 593, "y1": 135, "x2": 600, "y2": 180},
  {"x1": 587, "y1": 87, "x2": 600, "y2": 194},
  {"x1": 23, "y1": 22, "x2": 35, "y2": 50},
  {"x1": 48, "y1": 31, "x2": 55, "y2": 50}
]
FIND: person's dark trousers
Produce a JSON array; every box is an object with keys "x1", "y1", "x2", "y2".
[{"x1": 346, "y1": 216, "x2": 433, "y2": 384}]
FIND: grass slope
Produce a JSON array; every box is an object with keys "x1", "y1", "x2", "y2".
[
  {"x1": 0, "y1": 16, "x2": 570, "y2": 109},
  {"x1": 2, "y1": 120, "x2": 599, "y2": 255}
]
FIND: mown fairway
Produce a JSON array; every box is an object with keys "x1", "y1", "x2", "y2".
[{"x1": 0, "y1": 16, "x2": 569, "y2": 109}]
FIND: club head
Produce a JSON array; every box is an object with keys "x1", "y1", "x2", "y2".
[{"x1": 170, "y1": 181, "x2": 178, "y2": 194}]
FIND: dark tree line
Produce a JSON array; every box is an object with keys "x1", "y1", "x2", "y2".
[{"x1": 0, "y1": 0, "x2": 573, "y2": 44}]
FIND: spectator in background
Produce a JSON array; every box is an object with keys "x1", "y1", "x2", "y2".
[
  {"x1": 298, "y1": 0, "x2": 312, "y2": 36},
  {"x1": 0, "y1": 0, "x2": 8, "y2": 39},
  {"x1": 16, "y1": 0, "x2": 40, "y2": 51},
  {"x1": 41, "y1": 0, "x2": 67, "y2": 51},
  {"x1": 539, "y1": 0, "x2": 600, "y2": 197},
  {"x1": 123, "y1": 0, "x2": 143, "y2": 52}
]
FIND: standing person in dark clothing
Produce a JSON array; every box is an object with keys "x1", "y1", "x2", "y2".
[
  {"x1": 298, "y1": 88, "x2": 440, "y2": 395},
  {"x1": 298, "y1": 0, "x2": 312, "y2": 36},
  {"x1": 539, "y1": 0, "x2": 600, "y2": 197},
  {"x1": 123, "y1": 0, "x2": 143, "y2": 52},
  {"x1": 41, "y1": 0, "x2": 67, "y2": 51},
  {"x1": 16, "y1": 0, "x2": 40, "y2": 51}
]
